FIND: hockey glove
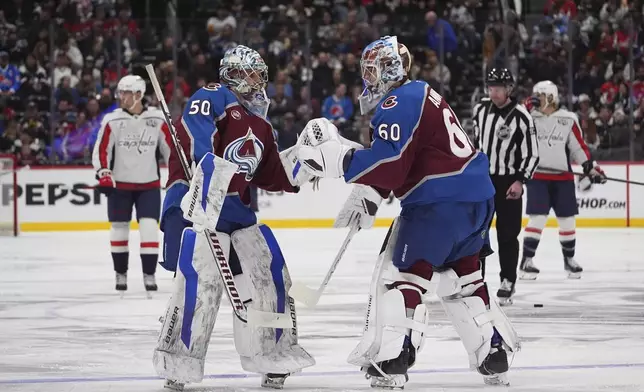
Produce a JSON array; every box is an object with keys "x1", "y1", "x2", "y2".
[
  {"x1": 298, "y1": 138, "x2": 353, "y2": 179},
  {"x1": 524, "y1": 95, "x2": 541, "y2": 112},
  {"x1": 334, "y1": 184, "x2": 383, "y2": 230},
  {"x1": 96, "y1": 168, "x2": 115, "y2": 195},
  {"x1": 582, "y1": 160, "x2": 607, "y2": 184}
]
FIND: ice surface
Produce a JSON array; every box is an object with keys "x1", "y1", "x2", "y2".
[{"x1": 1, "y1": 228, "x2": 643, "y2": 392}]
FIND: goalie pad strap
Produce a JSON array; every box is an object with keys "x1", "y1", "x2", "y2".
[{"x1": 436, "y1": 269, "x2": 483, "y2": 298}]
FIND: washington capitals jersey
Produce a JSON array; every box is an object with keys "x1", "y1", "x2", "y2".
[
  {"x1": 163, "y1": 83, "x2": 295, "y2": 228},
  {"x1": 92, "y1": 107, "x2": 172, "y2": 190},
  {"x1": 343, "y1": 81, "x2": 494, "y2": 206}
]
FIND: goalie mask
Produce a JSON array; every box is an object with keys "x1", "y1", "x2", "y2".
[
  {"x1": 116, "y1": 75, "x2": 146, "y2": 111},
  {"x1": 220, "y1": 45, "x2": 270, "y2": 118},
  {"x1": 532, "y1": 80, "x2": 559, "y2": 111},
  {"x1": 359, "y1": 36, "x2": 412, "y2": 115}
]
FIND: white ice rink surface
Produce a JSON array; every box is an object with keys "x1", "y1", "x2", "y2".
[{"x1": 1, "y1": 228, "x2": 643, "y2": 392}]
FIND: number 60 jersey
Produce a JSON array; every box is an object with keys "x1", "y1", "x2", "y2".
[{"x1": 344, "y1": 80, "x2": 495, "y2": 205}]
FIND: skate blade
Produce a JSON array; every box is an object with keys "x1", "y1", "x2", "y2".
[
  {"x1": 146, "y1": 292, "x2": 153, "y2": 299},
  {"x1": 567, "y1": 271, "x2": 582, "y2": 279},
  {"x1": 498, "y1": 297, "x2": 513, "y2": 306},
  {"x1": 118, "y1": 291, "x2": 126, "y2": 299},
  {"x1": 519, "y1": 271, "x2": 538, "y2": 280},
  {"x1": 164, "y1": 379, "x2": 184, "y2": 391},
  {"x1": 484, "y1": 372, "x2": 510, "y2": 386},
  {"x1": 261, "y1": 375, "x2": 287, "y2": 389},
  {"x1": 369, "y1": 374, "x2": 408, "y2": 389}
]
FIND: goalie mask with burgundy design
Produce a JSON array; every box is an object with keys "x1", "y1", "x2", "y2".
[{"x1": 359, "y1": 36, "x2": 412, "y2": 115}]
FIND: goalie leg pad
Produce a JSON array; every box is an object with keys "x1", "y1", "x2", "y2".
[
  {"x1": 436, "y1": 255, "x2": 520, "y2": 370},
  {"x1": 231, "y1": 224, "x2": 315, "y2": 374},
  {"x1": 153, "y1": 228, "x2": 228, "y2": 383},
  {"x1": 347, "y1": 219, "x2": 432, "y2": 367}
]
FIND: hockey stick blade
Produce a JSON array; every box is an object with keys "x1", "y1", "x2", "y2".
[
  {"x1": 288, "y1": 281, "x2": 323, "y2": 308},
  {"x1": 289, "y1": 223, "x2": 360, "y2": 308},
  {"x1": 247, "y1": 308, "x2": 295, "y2": 329}
]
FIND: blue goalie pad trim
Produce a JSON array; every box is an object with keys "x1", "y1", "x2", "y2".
[
  {"x1": 200, "y1": 152, "x2": 216, "y2": 213},
  {"x1": 259, "y1": 225, "x2": 287, "y2": 341},
  {"x1": 178, "y1": 227, "x2": 198, "y2": 348}
]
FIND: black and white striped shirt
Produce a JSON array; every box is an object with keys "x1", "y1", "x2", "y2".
[{"x1": 472, "y1": 98, "x2": 540, "y2": 181}]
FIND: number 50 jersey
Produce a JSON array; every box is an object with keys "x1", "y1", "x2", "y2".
[{"x1": 344, "y1": 80, "x2": 494, "y2": 206}]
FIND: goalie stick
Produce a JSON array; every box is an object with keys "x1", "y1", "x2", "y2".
[
  {"x1": 289, "y1": 222, "x2": 360, "y2": 307},
  {"x1": 145, "y1": 64, "x2": 292, "y2": 328}
]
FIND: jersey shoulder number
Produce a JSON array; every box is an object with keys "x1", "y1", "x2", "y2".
[
  {"x1": 185, "y1": 84, "x2": 235, "y2": 119},
  {"x1": 426, "y1": 87, "x2": 474, "y2": 158}
]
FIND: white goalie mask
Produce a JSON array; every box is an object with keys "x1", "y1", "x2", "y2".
[
  {"x1": 219, "y1": 45, "x2": 270, "y2": 118},
  {"x1": 358, "y1": 36, "x2": 412, "y2": 115},
  {"x1": 532, "y1": 80, "x2": 559, "y2": 111}
]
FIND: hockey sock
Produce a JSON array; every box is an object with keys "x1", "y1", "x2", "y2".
[
  {"x1": 394, "y1": 260, "x2": 434, "y2": 315},
  {"x1": 523, "y1": 215, "x2": 547, "y2": 259},
  {"x1": 141, "y1": 255, "x2": 158, "y2": 275},
  {"x1": 557, "y1": 216, "x2": 576, "y2": 259},
  {"x1": 451, "y1": 253, "x2": 490, "y2": 305},
  {"x1": 139, "y1": 218, "x2": 159, "y2": 275},
  {"x1": 110, "y1": 222, "x2": 130, "y2": 273}
]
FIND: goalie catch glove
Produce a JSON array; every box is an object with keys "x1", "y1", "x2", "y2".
[
  {"x1": 96, "y1": 168, "x2": 115, "y2": 195},
  {"x1": 334, "y1": 184, "x2": 383, "y2": 230},
  {"x1": 296, "y1": 117, "x2": 364, "y2": 179}
]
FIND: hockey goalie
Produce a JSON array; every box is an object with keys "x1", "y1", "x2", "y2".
[{"x1": 153, "y1": 45, "x2": 317, "y2": 390}]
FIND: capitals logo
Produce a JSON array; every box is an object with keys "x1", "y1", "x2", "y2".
[{"x1": 223, "y1": 127, "x2": 264, "y2": 181}]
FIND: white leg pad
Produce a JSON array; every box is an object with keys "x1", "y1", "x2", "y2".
[
  {"x1": 231, "y1": 224, "x2": 315, "y2": 374},
  {"x1": 152, "y1": 228, "x2": 228, "y2": 383},
  {"x1": 347, "y1": 218, "x2": 432, "y2": 367},
  {"x1": 437, "y1": 269, "x2": 520, "y2": 370}
]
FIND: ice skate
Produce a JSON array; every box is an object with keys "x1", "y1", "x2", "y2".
[
  {"x1": 365, "y1": 338, "x2": 415, "y2": 389},
  {"x1": 261, "y1": 373, "x2": 289, "y2": 389},
  {"x1": 144, "y1": 274, "x2": 157, "y2": 298},
  {"x1": 115, "y1": 273, "x2": 127, "y2": 296},
  {"x1": 496, "y1": 279, "x2": 515, "y2": 306},
  {"x1": 163, "y1": 379, "x2": 184, "y2": 391},
  {"x1": 519, "y1": 257, "x2": 540, "y2": 280},
  {"x1": 478, "y1": 346, "x2": 510, "y2": 386},
  {"x1": 564, "y1": 257, "x2": 582, "y2": 279}
]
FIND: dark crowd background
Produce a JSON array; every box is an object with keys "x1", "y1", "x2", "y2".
[{"x1": 0, "y1": 0, "x2": 643, "y2": 167}]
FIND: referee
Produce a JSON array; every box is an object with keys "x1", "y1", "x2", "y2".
[{"x1": 472, "y1": 68, "x2": 539, "y2": 305}]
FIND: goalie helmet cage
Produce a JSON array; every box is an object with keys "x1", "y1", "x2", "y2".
[{"x1": 0, "y1": 154, "x2": 18, "y2": 236}]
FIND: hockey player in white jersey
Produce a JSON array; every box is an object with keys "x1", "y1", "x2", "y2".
[
  {"x1": 521, "y1": 81, "x2": 607, "y2": 279},
  {"x1": 92, "y1": 75, "x2": 172, "y2": 294}
]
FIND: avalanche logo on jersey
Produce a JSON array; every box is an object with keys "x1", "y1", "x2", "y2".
[{"x1": 223, "y1": 127, "x2": 264, "y2": 181}]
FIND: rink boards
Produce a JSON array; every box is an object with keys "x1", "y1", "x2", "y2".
[{"x1": 3, "y1": 162, "x2": 644, "y2": 231}]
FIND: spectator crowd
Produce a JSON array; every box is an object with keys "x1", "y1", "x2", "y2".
[{"x1": 0, "y1": 0, "x2": 643, "y2": 166}]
